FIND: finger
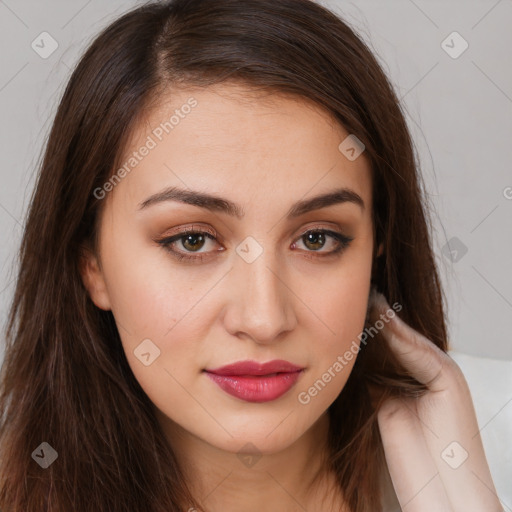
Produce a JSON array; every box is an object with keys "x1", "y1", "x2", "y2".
[
  {"x1": 368, "y1": 291, "x2": 448, "y2": 392},
  {"x1": 378, "y1": 397, "x2": 452, "y2": 511}
]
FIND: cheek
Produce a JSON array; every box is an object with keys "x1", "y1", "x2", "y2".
[
  {"x1": 99, "y1": 233, "x2": 224, "y2": 408},
  {"x1": 294, "y1": 258, "x2": 371, "y2": 407},
  {"x1": 295, "y1": 313, "x2": 364, "y2": 415},
  {"x1": 101, "y1": 245, "x2": 214, "y2": 420},
  {"x1": 101, "y1": 228, "x2": 213, "y2": 339},
  {"x1": 295, "y1": 251, "x2": 371, "y2": 342}
]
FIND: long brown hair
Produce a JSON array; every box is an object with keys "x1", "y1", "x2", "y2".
[{"x1": 0, "y1": 0, "x2": 447, "y2": 510}]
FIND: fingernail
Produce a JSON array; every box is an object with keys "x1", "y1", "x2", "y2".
[
  {"x1": 369, "y1": 286, "x2": 378, "y2": 308},
  {"x1": 370, "y1": 289, "x2": 389, "y2": 311}
]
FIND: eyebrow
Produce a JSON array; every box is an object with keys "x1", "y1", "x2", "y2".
[{"x1": 138, "y1": 185, "x2": 364, "y2": 219}]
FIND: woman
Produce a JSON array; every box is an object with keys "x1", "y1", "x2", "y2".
[{"x1": 0, "y1": 0, "x2": 502, "y2": 510}]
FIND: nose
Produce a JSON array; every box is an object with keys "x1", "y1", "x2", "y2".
[{"x1": 222, "y1": 245, "x2": 297, "y2": 344}]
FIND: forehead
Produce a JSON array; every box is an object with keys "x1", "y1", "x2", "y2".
[{"x1": 107, "y1": 82, "x2": 372, "y2": 216}]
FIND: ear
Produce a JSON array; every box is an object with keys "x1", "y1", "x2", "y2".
[
  {"x1": 376, "y1": 242, "x2": 384, "y2": 257},
  {"x1": 79, "y1": 244, "x2": 112, "y2": 311}
]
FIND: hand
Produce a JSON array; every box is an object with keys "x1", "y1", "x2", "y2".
[{"x1": 369, "y1": 290, "x2": 504, "y2": 512}]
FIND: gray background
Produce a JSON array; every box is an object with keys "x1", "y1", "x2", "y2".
[{"x1": 0, "y1": 0, "x2": 511, "y2": 361}]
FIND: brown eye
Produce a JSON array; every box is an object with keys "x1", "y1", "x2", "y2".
[
  {"x1": 292, "y1": 229, "x2": 353, "y2": 257},
  {"x1": 156, "y1": 229, "x2": 221, "y2": 263},
  {"x1": 302, "y1": 231, "x2": 327, "y2": 251},
  {"x1": 180, "y1": 233, "x2": 208, "y2": 252}
]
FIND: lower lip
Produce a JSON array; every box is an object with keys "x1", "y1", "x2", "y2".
[{"x1": 204, "y1": 370, "x2": 303, "y2": 403}]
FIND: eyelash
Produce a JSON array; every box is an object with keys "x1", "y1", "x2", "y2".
[{"x1": 155, "y1": 226, "x2": 354, "y2": 264}]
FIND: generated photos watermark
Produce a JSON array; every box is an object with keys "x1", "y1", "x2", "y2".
[{"x1": 297, "y1": 300, "x2": 403, "y2": 405}]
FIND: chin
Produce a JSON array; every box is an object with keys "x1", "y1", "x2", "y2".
[{"x1": 201, "y1": 413, "x2": 316, "y2": 455}]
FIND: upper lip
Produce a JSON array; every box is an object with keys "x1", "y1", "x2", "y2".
[{"x1": 205, "y1": 359, "x2": 304, "y2": 376}]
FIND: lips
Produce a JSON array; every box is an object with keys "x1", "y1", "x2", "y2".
[
  {"x1": 204, "y1": 359, "x2": 304, "y2": 403},
  {"x1": 205, "y1": 359, "x2": 303, "y2": 376}
]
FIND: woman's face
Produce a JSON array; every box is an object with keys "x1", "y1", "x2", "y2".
[{"x1": 82, "y1": 83, "x2": 376, "y2": 455}]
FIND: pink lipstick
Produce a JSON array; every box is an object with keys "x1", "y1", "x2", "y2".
[{"x1": 204, "y1": 359, "x2": 304, "y2": 403}]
